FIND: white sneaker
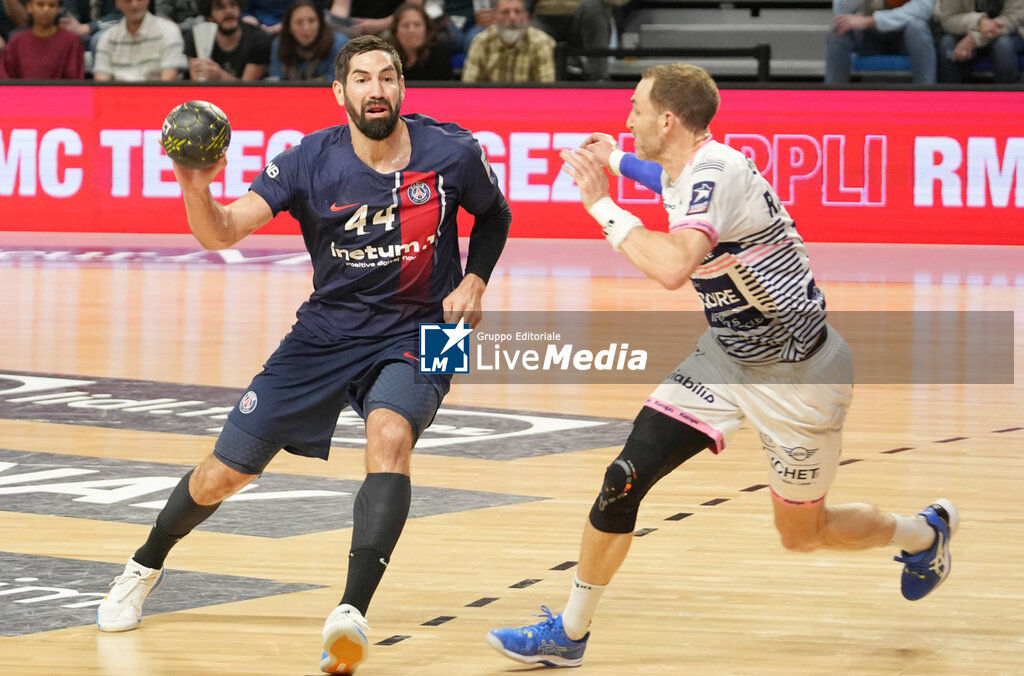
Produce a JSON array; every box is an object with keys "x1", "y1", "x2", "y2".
[
  {"x1": 96, "y1": 558, "x2": 164, "y2": 632},
  {"x1": 320, "y1": 603, "x2": 371, "y2": 674}
]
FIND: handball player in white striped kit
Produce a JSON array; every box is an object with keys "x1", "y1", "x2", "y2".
[{"x1": 487, "y1": 62, "x2": 957, "y2": 668}]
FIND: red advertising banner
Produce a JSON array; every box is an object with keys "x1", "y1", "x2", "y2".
[{"x1": 0, "y1": 85, "x2": 1021, "y2": 244}]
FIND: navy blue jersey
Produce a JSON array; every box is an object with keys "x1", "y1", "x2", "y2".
[{"x1": 251, "y1": 113, "x2": 503, "y2": 339}]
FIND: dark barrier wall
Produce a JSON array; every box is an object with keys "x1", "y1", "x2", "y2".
[{"x1": 1, "y1": 85, "x2": 1022, "y2": 244}]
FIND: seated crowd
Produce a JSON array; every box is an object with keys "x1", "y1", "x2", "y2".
[
  {"x1": 827, "y1": 0, "x2": 1024, "y2": 84},
  {"x1": 0, "y1": 0, "x2": 1021, "y2": 83},
  {"x1": 0, "y1": 0, "x2": 626, "y2": 81}
]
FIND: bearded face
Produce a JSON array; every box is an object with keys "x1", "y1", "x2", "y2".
[
  {"x1": 344, "y1": 93, "x2": 403, "y2": 141},
  {"x1": 334, "y1": 50, "x2": 406, "y2": 141}
]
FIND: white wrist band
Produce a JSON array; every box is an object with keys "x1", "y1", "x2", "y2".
[
  {"x1": 586, "y1": 197, "x2": 643, "y2": 251},
  {"x1": 608, "y1": 149, "x2": 625, "y2": 177}
]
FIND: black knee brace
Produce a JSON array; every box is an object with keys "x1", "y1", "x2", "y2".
[{"x1": 588, "y1": 407, "x2": 713, "y2": 534}]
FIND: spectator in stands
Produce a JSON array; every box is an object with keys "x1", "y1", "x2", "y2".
[
  {"x1": 530, "y1": 0, "x2": 625, "y2": 80},
  {"x1": 59, "y1": 0, "x2": 120, "y2": 49},
  {"x1": 389, "y1": 2, "x2": 452, "y2": 79},
  {"x1": 826, "y1": 0, "x2": 937, "y2": 84},
  {"x1": 445, "y1": 0, "x2": 493, "y2": 52},
  {"x1": 1, "y1": 0, "x2": 28, "y2": 42},
  {"x1": 423, "y1": 0, "x2": 463, "y2": 57},
  {"x1": 326, "y1": 0, "x2": 402, "y2": 37},
  {"x1": 0, "y1": 0, "x2": 84, "y2": 78},
  {"x1": 268, "y1": 0, "x2": 345, "y2": 80},
  {"x1": 186, "y1": 0, "x2": 271, "y2": 79},
  {"x1": 462, "y1": 0, "x2": 554, "y2": 81},
  {"x1": 157, "y1": 0, "x2": 203, "y2": 30},
  {"x1": 242, "y1": 0, "x2": 288, "y2": 34},
  {"x1": 937, "y1": 0, "x2": 1024, "y2": 83},
  {"x1": 93, "y1": 0, "x2": 187, "y2": 80},
  {"x1": 324, "y1": 0, "x2": 356, "y2": 37}
]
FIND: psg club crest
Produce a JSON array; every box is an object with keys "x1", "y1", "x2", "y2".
[
  {"x1": 407, "y1": 181, "x2": 431, "y2": 205},
  {"x1": 238, "y1": 390, "x2": 258, "y2": 414}
]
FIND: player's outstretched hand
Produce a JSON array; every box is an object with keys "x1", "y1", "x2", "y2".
[
  {"x1": 579, "y1": 133, "x2": 618, "y2": 168},
  {"x1": 560, "y1": 147, "x2": 610, "y2": 210},
  {"x1": 172, "y1": 155, "x2": 227, "y2": 194},
  {"x1": 443, "y1": 274, "x2": 486, "y2": 328}
]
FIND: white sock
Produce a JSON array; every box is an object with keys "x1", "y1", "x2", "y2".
[
  {"x1": 561, "y1": 574, "x2": 605, "y2": 641},
  {"x1": 889, "y1": 513, "x2": 935, "y2": 553}
]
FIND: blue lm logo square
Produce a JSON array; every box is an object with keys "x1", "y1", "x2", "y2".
[{"x1": 419, "y1": 322, "x2": 471, "y2": 374}]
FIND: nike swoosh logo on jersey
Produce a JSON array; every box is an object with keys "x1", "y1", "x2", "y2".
[
  {"x1": 403, "y1": 351, "x2": 417, "y2": 360},
  {"x1": 330, "y1": 202, "x2": 359, "y2": 212}
]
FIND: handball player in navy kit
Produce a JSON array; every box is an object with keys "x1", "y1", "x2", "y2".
[{"x1": 96, "y1": 35, "x2": 511, "y2": 675}]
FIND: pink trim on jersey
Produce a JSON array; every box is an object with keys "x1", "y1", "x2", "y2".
[
  {"x1": 644, "y1": 396, "x2": 725, "y2": 454},
  {"x1": 770, "y1": 488, "x2": 826, "y2": 508},
  {"x1": 697, "y1": 252, "x2": 739, "y2": 276},
  {"x1": 686, "y1": 135, "x2": 716, "y2": 167},
  {"x1": 668, "y1": 219, "x2": 719, "y2": 247},
  {"x1": 696, "y1": 244, "x2": 780, "y2": 277},
  {"x1": 736, "y1": 243, "x2": 781, "y2": 267}
]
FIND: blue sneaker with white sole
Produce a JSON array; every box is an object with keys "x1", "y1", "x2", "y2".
[
  {"x1": 894, "y1": 498, "x2": 958, "y2": 601},
  {"x1": 487, "y1": 606, "x2": 588, "y2": 668}
]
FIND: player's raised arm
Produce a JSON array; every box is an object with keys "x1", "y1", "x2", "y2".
[
  {"x1": 161, "y1": 101, "x2": 273, "y2": 249},
  {"x1": 561, "y1": 147, "x2": 711, "y2": 290},
  {"x1": 580, "y1": 132, "x2": 664, "y2": 194},
  {"x1": 172, "y1": 159, "x2": 274, "y2": 250}
]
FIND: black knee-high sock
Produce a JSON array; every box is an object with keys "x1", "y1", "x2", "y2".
[
  {"x1": 340, "y1": 472, "x2": 411, "y2": 616},
  {"x1": 134, "y1": 470, "x2": 222, "y2": 569}
]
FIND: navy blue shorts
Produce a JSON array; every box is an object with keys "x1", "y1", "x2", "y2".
[{"x1": 221, "y1": 321, "x2": 451, "y2": 464}]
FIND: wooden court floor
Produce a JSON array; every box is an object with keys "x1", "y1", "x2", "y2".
[{"x1": 0, "y1": 256, "x2": 1022, "y2": 676}]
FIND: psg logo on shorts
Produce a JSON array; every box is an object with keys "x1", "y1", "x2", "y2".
[
  {"x1": 407, "y1": 181, "x2": 431, "y2": 205},
  {"x1": 238, "y1": 390, "x2": 258, "y2": 414}
]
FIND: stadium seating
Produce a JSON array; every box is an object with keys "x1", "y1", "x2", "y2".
[
  {"x1": 850, "y1": 52, "x2": 1024, "y2": 81},
  {"x1": 612, "y1": 1, "x2": 832, "y2": 81}
]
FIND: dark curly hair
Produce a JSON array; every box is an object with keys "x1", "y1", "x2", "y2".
[{"x1": 198, "y1": 0, "x2": 241, "y2": 20}]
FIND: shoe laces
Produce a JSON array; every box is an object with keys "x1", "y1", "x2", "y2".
[
  {"x1": 336, "y1": 607, "x2": 371, "y2": 634},
  {"x1": 107, "y1": 570, "x2": 153, "y2": 604},
  {"x1": 893, "y1": 551, "x2": 924, "y2": 577},
  {"x1": 894, "y1": 530, "x2": 949, "y2": 577},
  {"x1": 524, "y1": 606, "x2": 560, "y2": 637}
]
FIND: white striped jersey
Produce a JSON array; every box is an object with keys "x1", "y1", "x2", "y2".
[{"x1": 662, "y1": 137, "x2": 826, "y2": 363}]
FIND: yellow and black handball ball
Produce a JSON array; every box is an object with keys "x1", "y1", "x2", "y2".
[{"x1": 160, "y1": 100, "x2": 231, "y2": 169}]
